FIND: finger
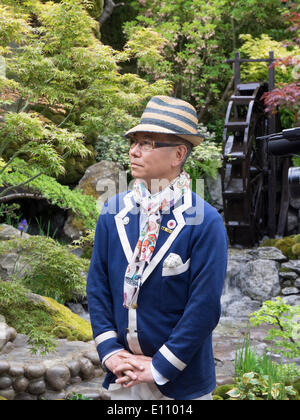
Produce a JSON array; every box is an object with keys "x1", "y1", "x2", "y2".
[
  {"x1": 115, "y1": 373, "x2": 137, "y2": 385},
  {"x1": 114, "y1": 367, "x2": 138, "y2": 381},
  {"x1": 124, "y1": 358, "x2": 145, "y2": 371},
  {"x1": 113, "y1": 363, "x2": 135, "y2": 375}
]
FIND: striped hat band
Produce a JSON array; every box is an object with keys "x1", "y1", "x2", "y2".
[{"x1": 125, "y1": 96, "x2": 204, "y2": 146}]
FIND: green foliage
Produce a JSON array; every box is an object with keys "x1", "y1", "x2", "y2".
[
  {"x1": 0, "y1": 0, "x2": 171, "y2": 214},
  {"x1": 95, "y1": 133, "x2": 130, "y2": 171},
  {"x1": 234, "y1": 327, "x2": 300, "y2": 388},
  {"x1": 67, "y1": 392, "x2": 93, "y2": 400},
  {"x1": 0, "y1": 279, "x2": 92, "y2": 354},
  {"x1": 239, "y1": 33, "x2": 300, "y2": 83},
  {"x1": 125, "y1": 0, "x2": 289, "y2": 125},
  {"x1": 0, "y1": 157, "x2": 98, "y2": 231},
  {"x1": 0, "y1": 235, "x2": 89, "y2": 303},
  {"x1": 249, "y1": 297, "x2": 300, "y2": 359},
  {"x1": 185, "y1": 124, "x2": 222, "y2": 181},
  {"x1": 227, "y1": 371, "x2": 297, "y2": 400},
  {"x1": 0, "y1": 280, "x2": 57, "y2": 354}
]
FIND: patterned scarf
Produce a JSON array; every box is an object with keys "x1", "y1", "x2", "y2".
[{"x1": 123, "y1": 171, "x2": 191, "y2": 309}]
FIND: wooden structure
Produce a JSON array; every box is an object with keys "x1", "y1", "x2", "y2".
[{"x1": 221, "y1": 51, "x2": 290, "y2": 246}]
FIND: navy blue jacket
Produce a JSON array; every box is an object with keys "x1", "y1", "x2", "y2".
[{"x1": 86, "y1": 189, "x2": 228, "y2": 399}]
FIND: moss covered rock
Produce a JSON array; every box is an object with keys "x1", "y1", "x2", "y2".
[
  {"x1": 260, "y1": 235, "x2": 300, "y2": 260},
  {"x1": 0, "y1": 281, "x2": 92, "y2": 354}
]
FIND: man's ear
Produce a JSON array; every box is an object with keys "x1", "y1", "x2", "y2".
[{"x1": 172, "y1": 145, "x2": 187, "y2": 168}]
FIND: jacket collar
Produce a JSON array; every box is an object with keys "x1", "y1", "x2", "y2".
[{"x1": 114, "y1": 189, "x2": 193, "y2": 285}]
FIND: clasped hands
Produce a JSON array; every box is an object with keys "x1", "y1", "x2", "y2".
[{"x1": 105, "y1": 350, "x2": 154, "y2": 388}]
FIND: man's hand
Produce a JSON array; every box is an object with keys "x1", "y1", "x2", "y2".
[
  {"x1": 105, "y1": 351, "x2": 145, "y2": 383},
  {"x1": 114, "y1": 356, "x2": 154, "y2": 388}
]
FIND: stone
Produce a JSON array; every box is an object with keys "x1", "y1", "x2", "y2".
[
  {"x1": 279, "y1": 271, "x2": 298, "y2": 280},
  {"x1": 46, "y1": 365, "x2": 71, "y2": 391},
  {"x1": 0, "y1": 387, "x2": 15, "y2": 400},
  {"x1": 42, "y1": 390, "x2": 67, "y2": 401},
  {"x1": 248, "y1": 247, "x2": 287, "y2": 262},
  {"x1": 12, "y1": 377, "x2": 29, "y2": 393},
  {"x1": 0, "y1": 375, "x2": 12, "y2": 389},
  {"x1": 295, "y1": 278, "x2": 300, "y2": 289},
  {"x1": 24, "y1": 363, "x2": 46, "y2": 379},
  {"x1": 7, "y1": 327, "x2": 17, "y2": 342},
  {"x1": 78, "y1": 357, "x2": 95, "y2": 380},
  {"x1": 0, "y1": 361, "x2": 9, "y2": 375},
  {"x1": 1, "y1": 341, "x2": 15, "y2": 354},
  {"x1": 83, "y1": 351, "x2": 101, "y2": 367},
  {"x1": 27, "y1": 379, "x2": 46, "y2": 395},
  {"x1": 237, "y1": 259, "x2": 280, "y2": 302},
  {"x1": 205, "y1": 174, "x2": 223, "y2": 211},
  {"x1": 9, "y1": 363, "x2": 24, "y2": 377},
  {"x1": 281, "y1": 287, "x2": 299, "y2": 296},
  {"x1": 0, "y1": 224, "x2": 30, "y2": 241},
  {"x1": 282, "y1": 295, "x2": 300, "y2": 306},
  {"x1": 63, "y1": 161, "x2": 124, "y2": 240},
  {"x1": 66, "y1": 360, "x2": 80, "y2": 378},
  {"x1": 281, "y1": 260, "x2": 300, "y2": 275},
  {"x1": 281, "y1": 280, "x2": 293, "y2": 288}
]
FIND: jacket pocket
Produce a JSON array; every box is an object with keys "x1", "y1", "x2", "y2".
[{"x1": 161, "y1": 259, "x2": 190, "y2": 313}]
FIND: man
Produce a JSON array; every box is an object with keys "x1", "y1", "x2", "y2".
[{"x1": 86, "y1": 95, "x2": 228, "y2": 400}]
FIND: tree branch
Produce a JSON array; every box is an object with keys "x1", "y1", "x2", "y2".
[
  {"x1": 99, "y1": 0, "x2": 125, "y2": 25},
  {"x1": 0, "y1": 192, "x2": 45, "y2": 203},
  {"x1": 0, "y1": 172, "x2": 43, "y2": 198}
]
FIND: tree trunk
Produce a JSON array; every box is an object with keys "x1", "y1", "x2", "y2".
[{"x1": 99, "y1": 0, "x2": 125, "y2": 25}]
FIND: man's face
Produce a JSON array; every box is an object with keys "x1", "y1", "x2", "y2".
[{"x1": 129, "y1": 132, "x2": 186, "y2": 188}]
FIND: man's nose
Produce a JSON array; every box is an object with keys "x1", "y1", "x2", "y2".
[{"x1": 129, "y1": 143, "x2": 142, "y2": 156}]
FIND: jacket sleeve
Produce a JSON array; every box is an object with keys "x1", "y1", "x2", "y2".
[
  {"x1": 151, "y1": 210, "x2": 228, "y2": 381},
  {"x1": 86, "y1": 205, "x2": 125, "y2": 362}
]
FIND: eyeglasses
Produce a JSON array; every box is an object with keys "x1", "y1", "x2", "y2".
[{"x1": 128, "y1": 138, "x2": 183, "y2": 152}]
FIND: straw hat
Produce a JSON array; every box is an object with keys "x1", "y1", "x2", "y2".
[{"x1": 125, "y1": 96, "x2": 205, "y2": 146}]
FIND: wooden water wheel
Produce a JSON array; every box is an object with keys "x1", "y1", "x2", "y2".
[{"x1": 221, "y1": 52, "x2": 290, "y2": 246}]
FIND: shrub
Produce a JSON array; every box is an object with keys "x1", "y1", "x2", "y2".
[{"x1": 0, "y1": 235, "x2": 89, "y2": 303}]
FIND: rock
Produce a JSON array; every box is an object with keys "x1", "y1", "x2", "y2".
[
  {"x1": 0, "y1": 375, "x2": 12, "y2": 389},
  {"x1": 279, "y1": 271, "x2": 298, "y2": 281},
  {"x1": 63, "y1": 161, "x2": 125, "y2": 240},
  {"x1": 0, "y1": 224, "x2": 30, "y2": 241},
  {"x1": 78, "y1": 357, "x2": 95, "y2": 380},
  {"x1": 281, "y1": 260, "x2": 300, "y2": 275},
  {"x1": 12, "y1": 377, "x2": 29, "y2": 393},
  {"x1": 237, "y1": 259, "x2": 280, "y2": 302},
  {"x1": 281, "y1": 287, "x2": 300, "y2": 296},
  {"x1": 0, "y1": 387, "x2": 15, "y2": 400},
  {"x1": 282, "y1": 295, "x2": 300, "y2": 306},
  {"x1": 295, "y1": 278, "x2": 300, "y2": 288},
  {"x1": 0, "y1": 361, "x2": 9, "y2": 375},
  {"x1": 45, "y1": 365, "x2": 71, "y2": 391},
  {"x1": 27, "y1": 379, "x2": 46, "y2": 395},
  {"x1": 0, "y1": 252, "x2": 29, "y2": 281},
  {"x1": 248, "y1": 247, "x2": 287, "y2": 262},
  {"x1": 205, "y1": 174, "x2": 223, "y2": 211},
  {"x1": 221, "y1": 296, "x2": 261, "y2": 319},
  {"x1": 66, "y1": 360, "x2": 80, "y2": 378},
  {"x1": 24, "y1": 364, "x2": 46, "y2": 380},
  {"x1": 9, "y1": 364, "x2": 24, "y2": 378},
  {"x1": 83, "y1": 351, "x2": 101, "y2": 367},
  {"x1": 42, "y1": 390, "x2": 67, "y2": 401}
]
